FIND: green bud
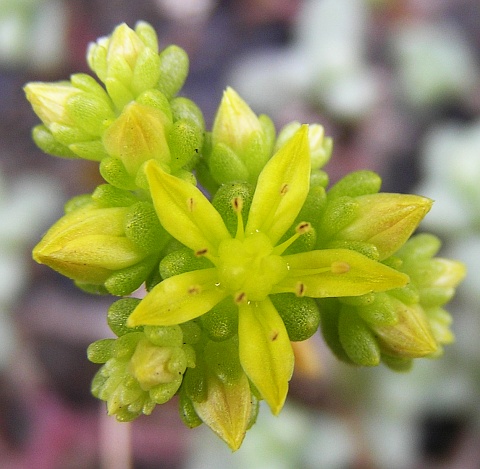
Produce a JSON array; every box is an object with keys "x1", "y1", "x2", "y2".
[
  {"x1": 87, "y1": 338, "x2": 115, "y2": 363},
  {"x1": 316, "y1": 196, "x2": 359, "y2": 243},
  {"x1": 208, "y1": 143, "x2": 249, "y2": 185},
  {"x1": 168, "y1": 118, "x2": 203, "y2": 172},
  {"x1": 334, "y1": 193, "x2": 433, "y2": 259},
  {"x1": 143, "y1": 325, "x2": 183, "y2": 347},
  {"x1": 32, "y1": 125, "x2": 77, "y2": 158}
]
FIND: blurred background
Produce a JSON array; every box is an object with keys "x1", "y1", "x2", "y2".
[{"x1": 1, "y1": 0, "x2": 480, "y2": 468}]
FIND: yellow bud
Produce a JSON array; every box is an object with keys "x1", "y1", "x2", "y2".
[
  {"x1": 106, "y1": 23, "x2": 148, "y2": 70},
  {"x1": 128, "y1": 339, "x2": 178, "y2": 390},
  {"x1": 33, "y1": 204, "x2": 147, "y2": 284},
  {"x1": 103, "y1": 102, "x2": 171, "y2": 177},
  {"x1": 212, "y1": 87, "x2": 263, "y2": 155},
  {"x1": 335, "y1": 193, "x2": 433, "y2": 259},
  {"x1": 371, "y1": 300, "x2": 438, "y2": 358},
  {"x1": 24, "y1": 82, "x2": 80, "y2": 128}
]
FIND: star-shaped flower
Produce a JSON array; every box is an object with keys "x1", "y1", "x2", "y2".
[{"x1": 128, "y1": 125, "x2": 409, "y2": 414}]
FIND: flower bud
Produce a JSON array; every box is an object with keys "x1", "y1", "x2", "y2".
[
  {"x1": 210, "y1": 87, "x2": 271, "y2": 184},
  {"x1": 103, "y1": 101, "x2": 171, "y2": 178},
  {"x1": 334, "y1": 193, "x2": 433, "y2": 259},
  {"x1": 24, "y1": 78, "x2": 116, "y2": 160},
  {"x1": 276, "y1": 122, "x2": 333, "y2": 169},
  {"x1": 370, "y1": 300, "x2": 438, "y2": 358},
  {"x1": 32, "y1": 201, "x2": 157, "y2": 291}
]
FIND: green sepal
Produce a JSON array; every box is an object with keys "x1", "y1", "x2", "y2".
[
  {"x1": 315, "y1": 196, "x2": 359, "y2": 244},
  {"x1": 105, "y1": 76, "x2": 135, "y2": 111},
  {"x1": 270, "y1": 293, "x2": 320, "y2": 341},
  {"x1": 178, "y1": 388, "x2": 203, "y2": 428},
  {"x1": 325, "y1": 239, "x2": 380, "y2": 260},
  {"x1": 49, "y1": 122, "x2": 91, "y2": 146},
  {"x1": 168, "y1": 118, "x2": 203, "y2": 172},
  {"x1": 209, "y1": 143, "x2": 249, "y2": 184},
  {"x1": 381, "y1": 354, "x2": 413, "y2": 372},
  {"x1": 242, "y1": 130, "x2": 271, "y2": 183},
  {"x1": 310, "y1": 169, "x2": 330, "y2": 188},
  {"x1": 327, "y1": 170, "x2": 382, "y2": 200},
  {"x1": 135, "y1": 21, "x2": 159, "y2": 51},
  {"x1": 32, "y1": 125, "x2": 77, "y2": 158},
  {"x1": 107, "y1": 298, "x2": 143, "y2": 336},
  {"x1": 105, "y1": 254, "x2": 160, "y2": 296},
  {"x1": 124, "y1": 201, "x2": 169, "y2": 252},
  {"x1": 355, "y1": 292, "x2": 399, "y2": 326},
  {"x1": 317, "y1": 298, "x2": 355, "y2": 365},
  {"x1": 100, "y1": 156, "x2": 137, "y2": 190},
  {"x1": 66, "y1": 92, "x2": 116, "y2": 136},
  {"x1": 259, "y1": 114, "x2": 276, "y2": 156},
  {"x1": 70, "y1": 73, "x2": 112, "y2": 99},
  {"x1": 212, "y1": 182, "x2": 254, "y2": 237},
  {"x1": 183, "y1": 362, "x2": 208, "y2": 403},
  {"x1": 338, "y1": 307, "x2": 381, "y2": 366},
  {"x1": 143, "y1": 324, "x2": 183, "y2": 347},
  {"x1": 92, "y1": 184, "x2": 138, "y2": 207},
  {"x1": 159, "y1": 246, "x2": 214, "y2": 280},
  {"x1": 87, "y1": 338, "x2": 115, "y2": 363},
  {"x1": 193, "y1": 339, "x2": 255, "y2": 451},
  {"x1": 157, "y1": 45, "x2": 189, "y2": 99},
  {"x1": 200, "y1": 296, "x2": 238, "y2": 342},
  {"x1": 131, "y1": 46, "x2": 161, "y2": 95},
  {"x1": 136, "y1": 89, "x2": 173, "y2": 123},
  {"x1": 170, "y1": 97, "x2": 205, "y2": 131},
  {"x1": 69, "y1": 140, "x2": 109, "y2": 161}
]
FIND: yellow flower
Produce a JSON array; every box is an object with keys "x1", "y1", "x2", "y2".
[{"x1": 128, "y1": 126, "x2": 409, "y2": 414}]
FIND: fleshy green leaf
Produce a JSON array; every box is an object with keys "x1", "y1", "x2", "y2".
[
  {"x1": 275, "y1": 249, "x2": 409, "y2": 297},
  {"x1": 127, "y1": 268, "x2": 227, "y2": 327},
  {"x1": 245, "y1": 125, "x2": 310, "y2": 244},
  {"x1": 238, "y1": 298, "x2": 294, "y2": 415}
]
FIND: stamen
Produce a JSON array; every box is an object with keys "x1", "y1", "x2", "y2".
[
  {"x1": 232, "y1": 197, "x2": 245, "y2": 240},
  {"x1": 195, "y1": 248, "x2": 208, "y2": 257},
  {"x1": 273, "y1": 221, "x2": 311, "y2": 255},
  {"x1": 188, "y1": 197, "x2": 196, "y2": 212},
  {"x1": 331, "y1": 261, "x2": 350, "y2": 274}
]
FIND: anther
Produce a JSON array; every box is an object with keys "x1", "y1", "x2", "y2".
[
  {"x1": 295, "y1": 282, "x2": 306, "y2": 297},
  {"x1": 280, "y1": 183, "x2": 289, "y2": 195},
  {"x1": 231, "y1": 196, "x2": 243, "y2": 213},
  {"x1": 234, "y1": 291, "x2": 247, "y2": 304},
  {"x1": 188, "y1": 285, "x2": 202, "y2": 295},
  {"x1": 295, "y1": 221, "x2": 311, "y2": 234},
  {"x1": 195, "y1": 248, "x2": 208, "y2": 257},
  {"x1": 331, "y1": 261, "x2": 350, "y2": 274},
  {"x1": 188, "y1": 197, "x2": 196, "y2": 212}
]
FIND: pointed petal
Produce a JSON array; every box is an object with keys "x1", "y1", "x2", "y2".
[
  {"x1": 275, "y1": 249, "x2": 409, "y2": 297},
  {"x1": 145, "y1": 160, "x2": 230, "y2": 258},
  {"x1": 238, "y1": 298, "x2": 294, "y2": 415},
  {"x1": 245, "y1": 125, "x2": 311, "y2": 244},
  {"x1": 127, "y1": 268, "x2": 227, "y2": 326}
]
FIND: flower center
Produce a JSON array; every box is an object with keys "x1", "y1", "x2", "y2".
[{"x1": 216, "y1": 232, "x2": 288, "y2": 303}]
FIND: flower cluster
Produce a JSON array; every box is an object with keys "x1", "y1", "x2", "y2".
[{"x1": 25, "y1": 22, "x2": 465, "y2": 450}]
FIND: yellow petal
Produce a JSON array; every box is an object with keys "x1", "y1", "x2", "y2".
[
  {"x1": 238, "y1": 298, "x2": 294, "y2": 415},
  {"x1": 245, "y1": 125, "x2": 311, "y2": 244},
  {"x1": 127, "y1": 268, "x2": 227, "y2": 327},
  {"x1": 145, "y1": 160, "x2": 231, "y2": 258},
  {"x1": 275, "y1": 249, "x2": 409, "y2": 297}
]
